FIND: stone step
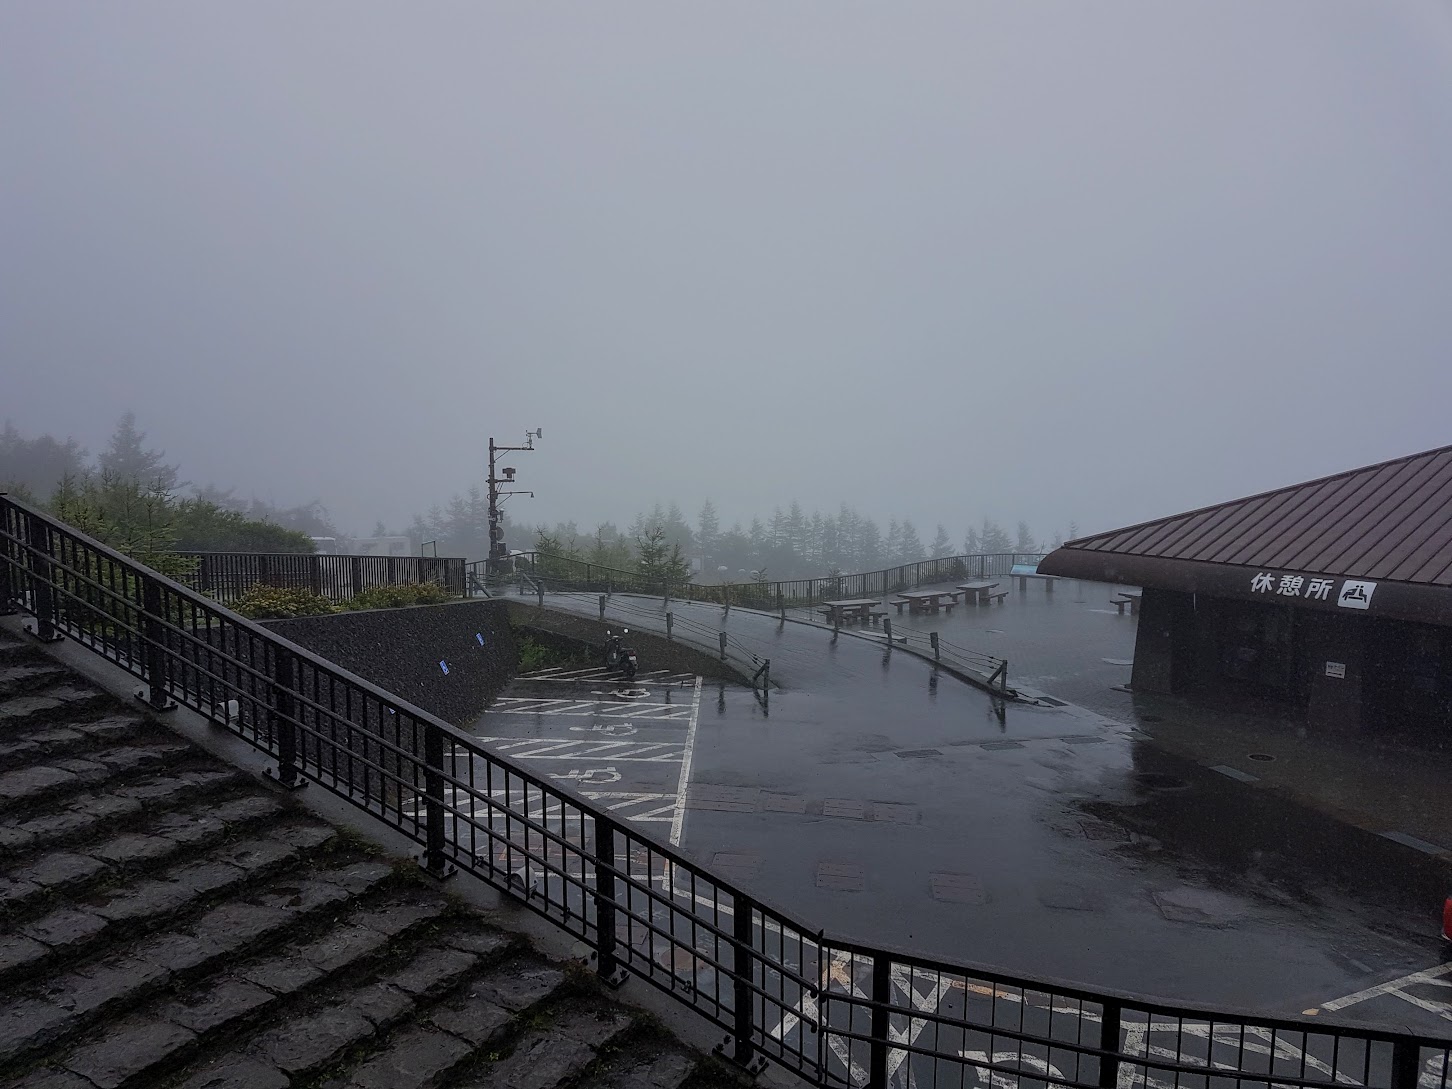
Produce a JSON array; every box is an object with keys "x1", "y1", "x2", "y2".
[
  {"x1": 571, "y1": 1040, "x2": 703, "y2": 1089},
  {"x1": 0, "y1": 764, "x2": 256, "y2": 860},
  {"x1": 448, "y1": 1000, "x2": 639, "y2": 1089},
  {"x1": 0, "y1": 741, "x2": 228, "y2": 819},
  {"x1": 0, "y1": 686, "x2": 117, "y2": 732},
  {"x1": 0, "y1": 712, "x2": 151, "y2": 769},
  {"x1": 163, "y1": 939, "x2": 568, "y2": 1089},
  {"x1": 0, "y1": 860, "x2": 398, "y2": 1070},
  {"x1": 0, "y1": 821, "x2": 360, "y2": 989},
  {"x1": 0, "y1": 660, "x2": 74, "y2": 699},
  {"x1": 1, "y1": 804, "x2": 334, "y2": 923}
]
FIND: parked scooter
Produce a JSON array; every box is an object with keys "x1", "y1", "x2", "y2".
[{"x1": 604, "y1": 628, "x2": 639, "y2": 680}]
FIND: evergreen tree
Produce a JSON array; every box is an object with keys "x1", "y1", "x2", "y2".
[
  {"x1": 697, "y1": 499, "x2": 720, "y2": 562},
  {"x1": 980, "y1": 518, "x2": 1013, "y2": 554},
  {"x1": 0, "y1": 422, "x2": 90, "y2": 498},
  {"x1": 899, "y1": 519, "x2": 925, "y2": 562},
  {"x1": 930, "y1": 524, "x2": 953, "y2": 558},
  {"x1": 98, "y1": 412, "x2": 180, "y2": 490},
  {"x1": 963, "y1": 526, "x2": 981, "y2": 555},
  {"x1": 885, "y1": 519, "x2": 903, "y2": 563},
  {"x1": 1015, "y1": 520, "x2": 1036, "y2": 553},
  {"x1": 859, "y1": 518, "x2": 883, "y2": 568}
]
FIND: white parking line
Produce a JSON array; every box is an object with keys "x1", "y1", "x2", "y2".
[
  {"x1": 670, "y1": 676, "x2": 703, "y2": 846},
  {"x1": 1321, "y1": 962, "x2": 1452, "y2": 1019}
]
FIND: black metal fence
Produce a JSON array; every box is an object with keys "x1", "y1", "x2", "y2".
[
  {"x1": 173, "y1": 550, "x2": 466, "y2": 604},
  {"x1": 479, "y1": 552, "x2": 1047, "y2": 609},
  {"x1": 4, "y1": 493, "x2": 1450, "y2": 1089}
]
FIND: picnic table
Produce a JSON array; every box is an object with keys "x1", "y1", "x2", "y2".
[
  {"x1": 820, "y1": 598, "x2": 885, "y2": 625},
  {"x1": 1010, "y1": 563, "x2": 1059, "y2": 594},
  {"x1": 891, "y1": 589, "x2": 963, "y2": 615},
  {"x1": 1111, "y1": 589, "x2": 1142, "y2": 616},
  {"x1": 956, "y1": 580, "x2": 1001, "y2": 605}
]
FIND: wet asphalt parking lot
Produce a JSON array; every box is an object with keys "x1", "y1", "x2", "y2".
[{"x1": 473, "y1": 585, "x2": 1452, "y2": 1038}]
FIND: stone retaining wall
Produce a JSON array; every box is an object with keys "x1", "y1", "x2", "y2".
[{"x1": 265, "y1": 598, "x2": 517, "y2": 726}]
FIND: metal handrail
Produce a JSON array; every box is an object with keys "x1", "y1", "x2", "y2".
[{"x1": 3, "y1": 494, "x2": 1448, "y2": 1089}]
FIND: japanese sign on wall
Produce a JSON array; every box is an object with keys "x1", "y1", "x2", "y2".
[
  {"x1": 1249, "y1": 572, "x2": 1377, "y2": 611},
  {"x1": 1254, "y1": 574, "x2": 1376, "y2": 609}
]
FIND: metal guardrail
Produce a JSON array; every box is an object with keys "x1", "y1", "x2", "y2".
[
  {"x1": 172, "y1": 549, "x2": 467, "y2": 604},
  {"x1": 478, "y1": 551, "x2": 1048, "y2": 610},
  {"x1": 4, "y1": 494, "x2": 1451, "y2": 1089}
]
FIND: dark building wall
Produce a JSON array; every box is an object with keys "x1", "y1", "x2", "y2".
[
  {"x1": 264, "y1": 598, "x2": 517, "y2": 726},
  {"x1": 1131, "y1": 589, "x2": 1376, "y2": 734},
  {"x1": 1131, "y1": 588, "x2": 1191, "y2": 694},
  {"x1": 1301, "y1": 612, "x2": 1366, "y2": 733}
]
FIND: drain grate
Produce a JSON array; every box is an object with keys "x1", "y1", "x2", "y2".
[{"x1": 1036, "y1": 696, "x2": 1069, "y2": 707}]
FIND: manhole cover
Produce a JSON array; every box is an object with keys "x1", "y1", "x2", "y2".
[
  {"x1": 1248, "y1": 752, "x2": 1276, "y2": 762},
  {"x1": 1139, "y1": 773, "x2": 1190, "y2": 791}
]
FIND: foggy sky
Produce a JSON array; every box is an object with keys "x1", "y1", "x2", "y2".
[{"x1": 4, "y1": 2, "x2": 1451, "y2": 545}]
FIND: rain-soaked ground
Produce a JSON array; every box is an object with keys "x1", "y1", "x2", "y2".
[{"x1": 478, "y1": 583, "x2": 1452, "y2": 1037}]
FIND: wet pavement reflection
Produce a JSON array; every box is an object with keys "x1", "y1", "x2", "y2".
[{"x1": 525, "y1": 588, "x2": 1451, "y2": 1035}]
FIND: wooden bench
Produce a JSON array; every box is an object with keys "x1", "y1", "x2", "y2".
[
  {"x1": 986, "y1": 591, "x2": 1008, "y2": 605},
  {"x1": 889, "y1": 599, "x2": 912, "y2": 615}
]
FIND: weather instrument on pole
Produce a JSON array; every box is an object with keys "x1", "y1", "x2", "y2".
[{"x1": 486, "y1": 428, "x2": 543, "y2": 578}]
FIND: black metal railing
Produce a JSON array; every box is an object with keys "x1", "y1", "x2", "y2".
[
  {"x1": 3, "y1": 493, "x2": 1449, "y2": 1089},
  {"x1": 173, "y1": 550, "x2": 466, "y2": 604}
]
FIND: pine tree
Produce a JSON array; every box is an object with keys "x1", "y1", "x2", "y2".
[
  {"x1": 697, "y1": 499, "x2": 720, "y2": 561},
  {"x1": 963, "y1": 526, "x2": 981, "y2": 555},
  {"x1": 930, "y1": 524, "x2": 953, "y2": 558},
  {"x1": 981, "y1": 518, "x2": 1013, "y2": 554},
  {"x1": 899, "y1": 520, "x2": 925, "y2": 562},
  {"x1": 885, "y1": 520, "x2": 903, "y2": 563},
  {"x1": 1015, "y1": 520, "x2": 1036, "y2": 553},
  {"x1": 98, "y1": 412, "x2": 180, "y2": 490}
]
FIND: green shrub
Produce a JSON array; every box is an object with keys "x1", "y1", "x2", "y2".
[
  {"x1": 233, "y1": 585, "x2": 338, "y2": 620},
  {"x1": 342, "y1": 582, "x2": 450, "y2": 612}
]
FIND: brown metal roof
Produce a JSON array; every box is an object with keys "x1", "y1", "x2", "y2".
[{"x1": 1054, "y1": 444, "x2": 1452, "y2": 587}]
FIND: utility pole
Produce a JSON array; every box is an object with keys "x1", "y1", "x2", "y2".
[{"x1": 486, "y1": 428, "x2": 542, "y2": 580}]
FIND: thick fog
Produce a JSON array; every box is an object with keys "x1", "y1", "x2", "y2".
[{"x1": 4, "y1": 2, "x2": 1451, "y2": 547}]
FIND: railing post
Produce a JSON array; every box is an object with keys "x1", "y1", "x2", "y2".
[
  {"x1": 25, "y1": 513, "x2": 60, "y2": 642},
  {"x1": 666, "y1": 612, "x2": 674, "y2": 641},
  {"x1": 719, "y1": 632, "x2": 728, "y2": 660},
  {"x1": 598, "y1": 594, "x2": 606, "y2": 620},
  {"x1": 1098, "y1": 1000, "x2": 1122, "y2": 1089},
  {"x1": 1391, "y1": 1039, "x2": 1421, "y2": 1089},
  {"x1": 869, "y1": 952, "x2": 892, "y2": 1089},
  {"x1": 729, "y1": 891, "x2": 762, "y2": 1071},
  {"x1": 268, "y1": 647, "x2": 306, "y2": 790},
  {"x1": 883, "y1": 618, "x2": 892, "y2": 647},
  {"x1": 309, "y1": 553, "x2": 322, "y2": 596},
  {"x1": 592, "y1": 812, "x2": 627, "y2": 985},
  {"x1": 351, "y1": 556, "x2": 363, "y2": 597},
  {"x1": 930, "y1": 632, "x2": 940, "y2": 662},
  {"x1": 140, "y1": 579, "x2": 176, "y2": 711},
  {"x1": 0, "y1": 504, "x2": 14, "y2": 616},
  {"x1": 420, "y1": 719, "x2": 455, "y2": 880}
]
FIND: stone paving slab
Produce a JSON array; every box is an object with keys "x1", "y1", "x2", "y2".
[
  {"x1": 342, "y1": 1024, "x2": 474, "y2": 1089},
  {"x1": 63, "y1": 1015, "x2": 197, "y2": 1088}
]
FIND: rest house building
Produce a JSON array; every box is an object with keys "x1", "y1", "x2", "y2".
[{"x1": 1038, "y1": 446, "x2": 1452, "y2": 739}]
